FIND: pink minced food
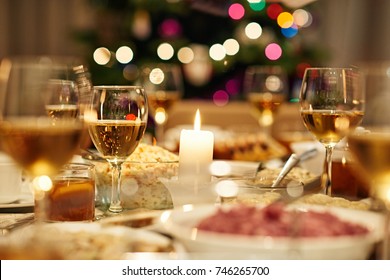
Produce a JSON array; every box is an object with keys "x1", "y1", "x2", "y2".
[{"x1": 197, "y1": 203, "x2": 369, "y2": 237}]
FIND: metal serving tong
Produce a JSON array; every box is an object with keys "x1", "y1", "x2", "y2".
[{"x1": 270, "y1": 148, "x2": 318, "y2": 189}]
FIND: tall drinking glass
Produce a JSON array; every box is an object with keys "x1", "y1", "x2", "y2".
[
  {"x1": 347, "y1": 65, "x2": 390, "y2": 259},
  {"x1": 139, "y1": 64, "x2": 183, "y2": 145},
  {"x1": 244, "y1": 65, "x2": 289, "y2": 134},
  {"x1": 0, "y1": 56, "x2": 89, "y2": 220},
  {"x1": 86, "y1": 86, "x2": 148, "y2": 213},
  {"x1": 299, "y1": 68, "x2": 365, "y2": 195}
]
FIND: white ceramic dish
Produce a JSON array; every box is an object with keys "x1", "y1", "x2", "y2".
[
  {"x1": 5, "y1": 222, "x2": 178, "y2": 259},
  {"x1": 161, "y1": 204, "x2": 384, "y2": 260},
  {"x1": 0, "y1": 193, "x2": 34, "y2": 213}
]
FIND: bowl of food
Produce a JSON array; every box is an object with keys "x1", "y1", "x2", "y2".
[
  {"x1": 0, "y1": 222, "x2": 175, "y2": 259},
  {"x1": 212, "y1": 166, "x2": 320, "y2": 205},
  {"x1": 161, "y1": 203, "x2": 384, "y2": 260},
  {"x1": 83, "y1": 143, "x2": 179, "y2": 211}
]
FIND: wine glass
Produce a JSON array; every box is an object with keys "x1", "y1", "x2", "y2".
[
  {"x1": 85, "y1": 86, "x2": 148, "y2": 213},
  {"x1": 0, "y1": 56, "x2": 89, "y2": 220},
  {"x1": 346, "y1": 65, "x2": 390, "y2": 259},
  {"x1": 348, "y1": 127, "x2": 390, "y2": 259},
  {"x1": 299, "y1": 67, "x2": 365, "y2": 196},
  {"x1": 244, "y1": 65, "x2": 289, "y2": 134},
  {"x1": 138, "y1": 63, "x2": 183, "y2": 145}
]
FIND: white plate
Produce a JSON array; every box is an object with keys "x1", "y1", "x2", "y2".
[
  {"x1": 6, "y1": 222, "x2": 179, "y2": 259},
  {"x1": 0, "y1": 193, "x2": 34, "y2": 212}
]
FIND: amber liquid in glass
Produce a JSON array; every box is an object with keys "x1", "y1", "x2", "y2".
[
  {"x1": 0, "y1": 118, "x2": 84, "y2": 176},
  {"x1": 301, "y1": 110, "x2": 364, "y2": 145},
  {"x1": 348, "y1": 131, "x2": 390, "y2": 201},
  {"x1": 46, "y1": 105, "x2": 79, "y2": 119},
  {"x1": 147, "y1": 91, "x2": 180, "y2": 113},
  {"x1": 88, "y1": 120, "x2": 146, "y2": 160},
  {"x1": 35, "y1": 177, "x2": 95, "y2": 221}
]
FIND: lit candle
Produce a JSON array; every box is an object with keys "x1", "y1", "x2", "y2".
[{"x1": 179, "y1": 109, "x2": 214, "y2": 184}]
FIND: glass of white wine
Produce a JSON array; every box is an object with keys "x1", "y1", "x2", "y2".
[
  {"x1": 348, "y1": 127, "x2": 390, "y2": 259},
  {"x1": 86, "y1": 86, "x2": 148, "y2": 213},
  {"x1": 138, "y1": 63, "x2": 183, "y2": 145},
  {"x1": 244, "y1": 65, "x2": 289, "y2": 134},
  {"x1": 299, "y1": 67, "x2": 365, "y2": 196},
  {"x1": 0, "y1": 56, "x2": 89, "y2": 220}
]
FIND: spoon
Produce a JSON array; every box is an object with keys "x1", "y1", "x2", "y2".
[{"x1": 270, "y1": 148, "x2": 318, "y2": 188}]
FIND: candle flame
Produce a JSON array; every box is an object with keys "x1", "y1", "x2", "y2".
[{"x1": 194, "y1": 109, "x2": 201, "y2": 131}]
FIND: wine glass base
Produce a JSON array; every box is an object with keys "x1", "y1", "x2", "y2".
[{"x1": 108, "y1": 205, "x2": 123, "y2": 213}]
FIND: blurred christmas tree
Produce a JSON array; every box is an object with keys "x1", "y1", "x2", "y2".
[{"x1": 74, "y1": 0, "x2": 327, "y2": 100}]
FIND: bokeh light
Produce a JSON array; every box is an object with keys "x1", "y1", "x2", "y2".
[
  {"x1": 215, "y1": 180, "x2": 239, "y2": 198},
  {"x1": 93, "y1": 47, "x2": 111, "y2": 65},
  {"x1": 209, "y1": 161, "x2": 232, "y2": 177},
  {"x1": 223, "y1": 38, "x2": 240, "y2": 56},
  {"x1": 157, "y1": 42, "x2": 174, "y2": 60},
  {"x1": 267, "y1": 3, "x2": 283, "y2": 20},
  {"x1": 209, "y1": 44, "x2": 226, "y2": 61},
  {"x1": 33, "y1": 176, "x2": 53, "y2": 192},
  {"x1": 293, "y1": 9, "x2": 313, "y2": 27},
  {"x1": 281, "y1": 24, "x2": 298, "y2": 38},
  {"x1": 245, "y1": 22, "x2": 262, "y2": 39},
  {"x1": 123, "y1": 64, "x2": 139, "y2": 81},
  {"x1": 213, "y1": 90, "x2": 229, "y2": 107},
  {"x1": 248, "y1": 0, "x2": 266, "y2": 12},
  {"x1": 149, "y1": 67, "x2": 165, "y2": 85},
  {"x1": 265, "y1": 43, "x2": 282, "y2": 60},
  {"x1": 228, "y1": 3, "x2": 245, "y2": 20},
  {"x1": 154, "y1": 108, "x2": 167, "y2": 124},
  {"x1": 265, "y1": 75, "x2": 282, "y2": 91},
  {"x1": 178, "y1": 47, "x2": 194, "y2": 64},
  {"x1": 159, "y1": 18, "x2": 182, "y2": 38},
  {"x1": 116, "y1": 46, "x2": 134, "y2": 64},
  {"x1": 277, "y1": 12, "x2": 294, "y2": 28},
  {"x1": 226, "y1": 78, "x2": 240, "y2": 95}
]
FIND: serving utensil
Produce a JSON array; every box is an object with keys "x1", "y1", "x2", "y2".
[{"x1": 270, "y1": 148, "x2": 318, "y2": 188}]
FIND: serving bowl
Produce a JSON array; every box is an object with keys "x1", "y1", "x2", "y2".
[
  {"x1": 82, "y1": 143, "x2": 180, "y2": 211},
  {"x1": 90, "y1": 159, "x2": 179, "y2": 211},
  {"x1": 161, "y1": 203, "x2": 384, "y2": 260}
]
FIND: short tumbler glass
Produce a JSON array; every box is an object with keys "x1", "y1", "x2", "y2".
[{"x1": 34, "y1": 163, "x2": 96, "y2": 221}]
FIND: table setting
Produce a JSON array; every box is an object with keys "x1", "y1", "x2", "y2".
[{"x1": 0, "y1": 57, "x2": 389, "y2": 261}]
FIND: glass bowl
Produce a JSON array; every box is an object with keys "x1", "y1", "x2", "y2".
[
  {"x1": 84, "y1": 158, "x2": 179, "y2": 211},
  {"x1": 213, "y1": 175, "x2": 307, "y2": 205}
]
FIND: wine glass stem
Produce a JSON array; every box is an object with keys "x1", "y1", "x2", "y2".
[
  {"x1": 155, "y1": 123, "x2": 165, "y2": 145},
  {"x1": 321, "y1": 146, "x2": 333, "y2": 196},
  {"x1": 109, "y1": 162, "x2": 123, "y2": 213}
]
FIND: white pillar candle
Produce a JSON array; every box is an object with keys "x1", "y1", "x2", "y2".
[{"x1": 179, "y1": 109, "x2": 214, "y2": 184}]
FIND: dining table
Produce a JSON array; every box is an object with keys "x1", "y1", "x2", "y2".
[{"x1": 0, "y1": 145, "x2": 384, "y2": 261}]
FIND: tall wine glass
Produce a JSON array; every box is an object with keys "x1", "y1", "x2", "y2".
[
  {"x1": 347, "y1": 65, "x2": 390, "y2": 259},
  {"x1": 299, "y1": 68, "x2": 365, "y2": 195},
  {"x1": 138, "y1": 64, "x2": 183, "y2": 145},
  {"x1": 0, "y1": 56, "x2": 89, "y2": 220},
  {"x1": 85, "y1": 86, "x2": 148, "y2": 213},
  {"x1": 244, "y1": 65, "x2": 289, "y2": 134}
]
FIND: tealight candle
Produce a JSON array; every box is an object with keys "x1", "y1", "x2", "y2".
[{"x1": 179, "y1": 109, "x2": 214, "y2": 184}]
